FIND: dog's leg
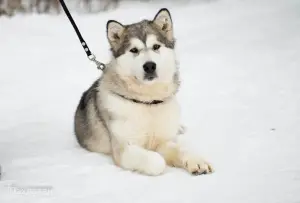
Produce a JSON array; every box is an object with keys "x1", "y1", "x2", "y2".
[
  {"x1": 110, "y1": 138, "x2": 166, "y2": 176},
  {"x1": 157, "y1": 142, "x2": 214, "y2": 175}
]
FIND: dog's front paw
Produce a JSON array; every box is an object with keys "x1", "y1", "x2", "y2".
[
  {"x1": 142, "y1": 151, "x2": 166, "y2": 176},
  {"x1": 183, "y1": 154, "x2": 214, "y2": 175},
  {"x1": 120, "y1": 146, "x2": 166, "y2": 176}
]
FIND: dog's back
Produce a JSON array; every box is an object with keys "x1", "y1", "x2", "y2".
[{"x1": 74, "y1": 79, "x2": 111, "y2": 154}]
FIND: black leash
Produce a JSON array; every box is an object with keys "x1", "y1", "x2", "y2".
[{"x1": 58, "y1": 0, "x2": 105, "y2": 71}]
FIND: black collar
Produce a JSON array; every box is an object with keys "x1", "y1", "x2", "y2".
[{"x1": 114, "y1": 93, "x2": 164, "y2": 105}]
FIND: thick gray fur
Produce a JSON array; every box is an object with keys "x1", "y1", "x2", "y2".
[{"x1": 109, "y1": 20, "x2": 175, "y2": 57}]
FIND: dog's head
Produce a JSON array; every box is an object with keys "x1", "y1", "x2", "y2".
[{"x1": 106, "y1": 8, "x2": 177, "y2": 85}]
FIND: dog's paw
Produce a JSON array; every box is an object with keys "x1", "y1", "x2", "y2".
[
  {"x1": 183, "y1": 154, "x2": 214, "y2": 175},
  {"x1": 177, "y1": 125, "x2": 186, "y2": 135},
  {"x1": 121, "y1": 146, "x2": 166, "y2": 176},
  {"x1": 142, "y1": 151, "x2": 166, "y2": 176}
]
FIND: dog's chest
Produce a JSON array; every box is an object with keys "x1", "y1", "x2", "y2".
[{"x1": 105, "y1": 94, "x2": 180, "y2": 147}]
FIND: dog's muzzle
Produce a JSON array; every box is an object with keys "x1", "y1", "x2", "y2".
[{"x1": 143, "y1": 61, "x2": 157, "y2": 81}]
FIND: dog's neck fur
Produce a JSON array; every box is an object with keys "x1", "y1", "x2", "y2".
[{"x1": 100, "y1": 62, "x2": 180, "y2": 103}]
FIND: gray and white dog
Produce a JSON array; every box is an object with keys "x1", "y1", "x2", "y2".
[{"x1": 74, "y1": 8, "x2": 213, "y2": 176}]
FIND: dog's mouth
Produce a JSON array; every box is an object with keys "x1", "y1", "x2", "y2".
[{"x1": 144, "y1": 73, "x2": 157, "y2": 81}]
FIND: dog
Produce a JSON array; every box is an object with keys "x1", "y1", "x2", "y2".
[{"x1": 74, "y1": 8, "x2": 213, "y2": 176}]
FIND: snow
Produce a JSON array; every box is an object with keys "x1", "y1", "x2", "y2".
[{"x1": 0, "y1": 0, "x2": 300, "y2": 202}]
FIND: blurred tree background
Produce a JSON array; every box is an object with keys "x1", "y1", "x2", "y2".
[
  {"x1": 0, "y1": 0, "x2": 119, "y2": 16},
  {"x1": 0, "y1": 0, "x2": 196, "y2": 17}
]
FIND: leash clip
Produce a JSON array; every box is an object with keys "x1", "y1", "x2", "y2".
[{"x1": 88, "y1": 54, "x2": 105, "y2": 71}]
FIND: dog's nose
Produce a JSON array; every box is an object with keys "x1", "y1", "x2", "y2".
[{"x1": 143, "y1": 62, "x2": 156, "y2": 74}]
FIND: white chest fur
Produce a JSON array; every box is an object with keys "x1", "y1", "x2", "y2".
[{"x1": 101, "y1": 91, "x2": 180, "y2": 149}]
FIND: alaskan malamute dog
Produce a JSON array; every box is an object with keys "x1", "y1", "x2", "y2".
[{"x1": 74, "y1": 8, "x2": 213, "y2": 176}]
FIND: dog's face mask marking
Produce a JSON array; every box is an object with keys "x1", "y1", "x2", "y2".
[{"x1": 106, "y1": 8, "x2": 177, "y2": 84}]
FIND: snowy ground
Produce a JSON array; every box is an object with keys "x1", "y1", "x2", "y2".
[{"x1": 1, "y1": 0, "x2": 300, "y2": 202}]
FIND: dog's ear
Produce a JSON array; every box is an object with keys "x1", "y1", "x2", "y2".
[
  {"x1": 153, "y1": 8, "x2": 173, "y2": 40},
  {"x1": 106, "y1": 20, "x2": 125, "y2": 47}
]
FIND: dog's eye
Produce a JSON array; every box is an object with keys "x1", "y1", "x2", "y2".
[
  {"x1": 130, "y1": 47, "x2": 139, "y2": 54},
  {"x1": 153, "y1": 44, "x2": 161, "y2": 51}
]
